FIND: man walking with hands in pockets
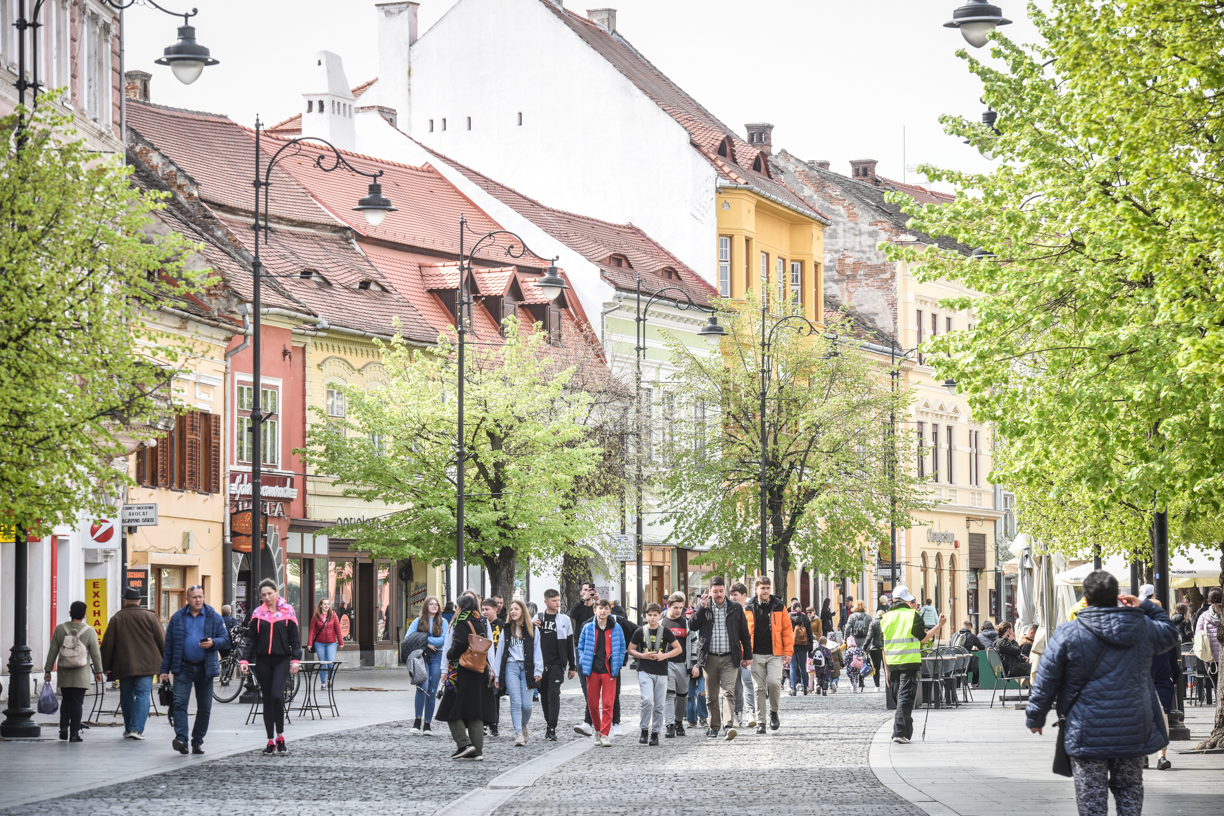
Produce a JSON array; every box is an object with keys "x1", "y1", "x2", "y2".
[{"x1": 689, "y1": 576, "x2": 752, "y2": 741}]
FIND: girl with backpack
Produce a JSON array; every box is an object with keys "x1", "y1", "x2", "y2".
[
  {"x1": 843, "y1": 635, "x2": 868, "y2": 692},
  {"x1": 43, "y1": 601, "x2": 104, "y2": 741},
  {"x1": 407, "y1": 596, "x2": 447, "y2": 736},
  {"x1": 828, "y1": 632, "x2": 846, "y2": 692},
  {"x1": 812, "y1": 636, "x2": 833, "y2": 695},
  {"x1": 844, "y1": 600, "x2": 873, "y2": 645}
]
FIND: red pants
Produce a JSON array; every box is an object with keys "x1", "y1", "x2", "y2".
[{"x1": 586, "y1": 672, "x2": 617, "y2": 736}]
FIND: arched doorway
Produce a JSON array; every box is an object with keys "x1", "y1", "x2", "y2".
[
  {"x1": 920, "y1": 552, "x2": 929, "y2": 607},
  {"x1": 949, "y1": 554, "x2": 958, "y2": 627}
]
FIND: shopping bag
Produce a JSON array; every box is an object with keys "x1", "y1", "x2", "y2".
[{"x1": 37, "y1": 681, "x2": 59, "y2": 714}]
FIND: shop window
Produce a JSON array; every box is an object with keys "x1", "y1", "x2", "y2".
[
  {"x1": 286, "y1": 558, "x2": 303, "y2": 623},
  {"x1": 377, "y1": 564, "x2": 393, "y2": 642},
  {"x1": 330, "y1": 561, "x2": 357, "y2": 643},
  {"x1": 155, "y1": 567, "x2": 185, "y2": 623}
]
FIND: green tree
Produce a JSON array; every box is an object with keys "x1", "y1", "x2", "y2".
[
  {"x1": 300, "y1": 318, "x2": 618, "y2": 599},
  {"x1": 656, "y1": 292, "x2": 931, "y2": 603},
  {"x1": 0, "y1": 102, "x2": 203, "y2": 534},
  {"x1": 883, "y1": 0, "x2": 1224, "y2": 748}
]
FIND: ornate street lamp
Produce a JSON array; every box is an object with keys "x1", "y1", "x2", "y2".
[{"x1": 944, "y1": 0, "x2": 1012, "y2": 48}]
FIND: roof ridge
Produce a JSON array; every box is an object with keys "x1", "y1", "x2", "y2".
[
  {"x1": 877, "y1": 174, "x2": 956, "y2": 200},
  {"x1": 127, "y1": 98, "x2": 231, "y2": 121},
  {"x1": 244, "y1": 126, "x2": 434, "y2": 174}
]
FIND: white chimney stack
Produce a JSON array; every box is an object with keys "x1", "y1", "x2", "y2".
[
  {"x1": 301, "y1": 51, "x2": 357, "y2": 152},
  {"x1": 587, "y1": 8, "x2": 616, "y2": 32},
  {"x1": 376, "y1": 1, "x2": 418, "y2": 131}
]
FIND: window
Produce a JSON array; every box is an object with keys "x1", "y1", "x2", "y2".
[
  {"x1": 693, "y1": 400, "x2": 707, "y2": 455},
  {"x1": 946, "y1": 425, "x2": 954, "y2": 484},
  {"x1": 442, "y1": 118, "x2": 447, "y2": 131},
  {"x1": 970, "y1": 430, "x2": 981, "y2": 487},
  {"x1": 790, "y1": 261, "x2": 802, "y2": 311},
  {"x1": 307, "y1": 100, "x2": 313, "y2": 113},
  {"x1": 135, "y1": 410, "x2": 222, "y2": 493},
  {"x1": 662, "y1": 390, "x2": 676, "y2": 456},
  {"x1": 329, "y1": 561, "x2": 357, "y2": 643},
  {"x1": 368, "y1": 432, "x2": 387, "y2": 456},
  {"x1": 760, "y1": 252, "x2": 768, "y2": 300},
  {"x1": 467, "y1": 116, "x2": 472, "y2": 130},
  {"x1": 641, "y1": 388, "x2": 654, "y2": 463},
  {"x1": 931, "y1": 425, "x2": 940, "y2": 483},
  {"x1": 429, "y1": 119, "x2": 434, "y2": 132},
  {"x1": 917, "y1": 421, "x2": 926, "y2": 478},
  {"x1": 932, "y1": 312, "x2": 939, "y2": 342},
  {"x1": 718, "y1": 236, "x2": 731, "y2": 297},
  {"x1": 236, "y1": 384, "x2": 279, "y2": 467},
  {"x1": 744, "y1": 238, "x2": 751, "y2": 293},
  {"x1": 517, "y1": 112, "x2": 523, "y2": 126},
  {"x1": 155, "y1": 567, "x2": 185, "y2": 623},
  {"x1": 946, "y1": 316, "x2": 953, "y2": 334},
  {"x1": 916, "y1": 309, "x2": 924, "y2": 365},
  {"x1": 546, "y1": 305, "x2": 563, "y2": 346},
  {"x1": 776, "y1": 257, "x2": 786, "y2": 305},
  {"x1": 326, "y1": 387, "x2": 347, "y2": 418}
]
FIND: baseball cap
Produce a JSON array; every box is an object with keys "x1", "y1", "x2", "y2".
[
  {"x1": 892, "y1": 585, "x2": 916, "y2": 603},
  {"x1": 1139, "y1": 584, "x2": 1155, "y2": 601}
]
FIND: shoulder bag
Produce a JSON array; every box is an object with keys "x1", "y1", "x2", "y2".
[
  {"x1": 1192, "y1": 630, "x2": 1213, "y2": 663},
  {"x1": 459, "y1": 620, "x2": 493, "y2": 673},
  {"x1": 1052, "y1": 640, "x2": 1109, "y2": 777}
]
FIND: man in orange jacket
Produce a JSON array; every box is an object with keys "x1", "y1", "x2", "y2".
[{"x1": 743, "y1": 575, "x2": 794, "y2": 734}]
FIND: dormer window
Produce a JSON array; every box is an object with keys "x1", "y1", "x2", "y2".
[
  {"x1": 356, "y1": 280, "x2": 387, "y2": 292},
  {"x1": 751, "y1": 153, "x2": 772, "y2": 177},
  {"x1": 299, "y1": 269, "x2": 332, "y2": 287},
  {"x1": 607, "y1": 254, "x2": 633, "y2": 269},
  {"x1": 716, "y1": 136, "x2": 736, "y2": 163},
  {"x1": 659, "y1": 266, "x2": 681, "y2": 281}
]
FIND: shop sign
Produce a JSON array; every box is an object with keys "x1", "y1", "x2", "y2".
[
  {"x1": 86, "y1": 579, "x2": 108, "y2": 641},
  {"x1": 926, "y1": 529, "x2": 956, "y2": 544},
  {"x1": 609, "y1": 533, "x2": 634, "y2": 562},
  {"x1": 121, "y1": 504, "x2": 158, "y2": 527},
  {"x1": 229, "y1": 473, "x2": 297, "y2": 518},
  {"x1": 126, "y1": 568, "x2": 149, "y2": 607}
]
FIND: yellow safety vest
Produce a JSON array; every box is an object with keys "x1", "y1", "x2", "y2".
[{"x1": 882, "y1": 608, "x2": 922, "y2": 667}]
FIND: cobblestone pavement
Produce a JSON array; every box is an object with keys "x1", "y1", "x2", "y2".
[
  {"x1": 496, "y1": 682, "x2": 924, "y2": 816},
  {"x1": 1, "y1": 693, "x2": 590, "y2": 816}
]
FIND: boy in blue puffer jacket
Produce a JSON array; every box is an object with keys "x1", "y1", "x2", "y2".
[
  {"x1": 1026, "y1": 570, "x2": 1178, "y2": 816},
  {"x1": 577, "y1": 599, "x2": 625, "y2": 747}
]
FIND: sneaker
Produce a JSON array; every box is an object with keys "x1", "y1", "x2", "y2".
[
  {"x1": 546, "y1": 728, "x2": 557, "y2": 741},
  {"x1": 422, "y1": 722, "x2": 433, "y2": 736},
  {"x1": 724, "y1": 727, "x2": 737, "y2": 741},
  {"x1": 471, "y1": 754, "x2": 484, "y2": 761},
  {"x1": 192, "y1": 745, "x2": 205, "y2": 755},
  {"x1": 488, "y1": 724, "x2": 499, "y2": 737},
  {"x1": 593, "y1": 733, "x2": 602, "y2": 747},
  {"x1": 59, "y1": 730, "x2": 68, "y2": 741},
  {"x1": 821, "y1": 689, "x2": 827, "y2": 696},
  {"x1": 69, "y1": 734, "x2": 83, "y2": 743},
  {"x1": 600, "y1": 734, "x2": 613, "y2": 747},
  {"x1": 789, "y1": 689, "x2": 797, "y2": 697},
  {"x1": 276, "y1": 737, "x2": 287, "y2": 754},
  {"x1": 412, "y1": 717, "x2": 423, "y2": 735},
  {"x1": 575, "y1": 723, "x2": 594, "y2": 737},
  {"x1": 770, "y1": 711, "x2": 780, "y2": 731},
  {"x1": 892, "y1": 736, "x2": 910, "y2": 744},
  {"x1": 735, "y1": 716, "x2": 745, "y2": 728},
  {"x1": 611, "y1": 724, "x2": 622, "y2": 737},
  {"x1": 129, "y1": 731, "x2": 145, "y2": 740},
  {"x1": 756, "y1": 723, "x2": 767, "y2": 735},
  {"x1": 514, "y1": 733, "x2": 526, "y2": 747},
  {"x1": 674, "y1": 722, "x2": 686, "y2": 737},
  {"x1": 264, "y1": 740, "x2": 276, "y2": 754},
  {"x1": 122, "y1": 730, "x2": 131, "y2": 739},
  {"x1": 649, "y1": 732, "x2": 659, "y2": 746},
  {"x1": 522, "y1": 724, "x2": 528, "y2": 742},
  {"x1": 451, "y1": 745, "x2": 477, "y2": 759},
  {"x1": 698, "y1": 717, "x2": 708, "y2": 727},
  {"x1": 747, "y1": 716, "x2": 757, "y2": 728},
  {"x1": 1157, "y1": 757, "x2": 1172, "y2": 770},
  {"x1": 172, "y1": 738, "x2": 189, "y2": 755},
  {"x1": 639, "y1": 729, "x2": 649, "y2": 745},
  {"x1": 706, "y1": 727, "x2": 719, "y2": 738},
  {"x1": 665, "y1": 723, "x2": 675, "y2": 739}
]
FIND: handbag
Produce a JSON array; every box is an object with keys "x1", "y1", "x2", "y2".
[
  {"x1": 1192, "y1": 630, "x2": 1213, "y2": 663},
  {"x1": 459, "y1": 621, "x2": 493, "y2": 673},
  {"x1": 1052, "y1": 640, "x2": 1109, "y2": 777}
]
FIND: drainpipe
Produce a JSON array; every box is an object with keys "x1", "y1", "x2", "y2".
[{"x1": 222, "y1": 307, "x2": 252, "y2": 606}]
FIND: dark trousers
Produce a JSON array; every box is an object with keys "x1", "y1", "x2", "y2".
[
  {"x1": 869, "y1": 649, "x2": 884, "y2": 687},
  {"x1": 59, "y1": 687, "x2": 85, "y2": 736},
  {"x1": 613, "y1": 673, "x2": 621, "y2": 724},
  {"x1": 890, "y1": 666, "x2": 920, "y2": 740},
  {"x1": 253, "y1": 654, "x2": 292, "y2": 740},
  {"x1": 539, "y1": 663, "x2": 565, "y2": 729},
  {"x1": 172, "y1": 660, "x2": 214, "y2": 747}
]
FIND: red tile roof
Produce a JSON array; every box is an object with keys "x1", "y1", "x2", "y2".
[
  {"x1": 537, "y1": 1, "x2": 826, "y2": 223},
  {"x1": 267, "y1": 113, "x2": 301, "y2": 136},
  {"x1": 351, "y1": 78, "x2": 378, "y2": 100}
]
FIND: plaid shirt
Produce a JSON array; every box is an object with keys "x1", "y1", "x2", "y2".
[{"x1": 710, "y1": 600, "x2": 730, "y2": 654}]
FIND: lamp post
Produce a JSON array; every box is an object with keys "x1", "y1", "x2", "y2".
[
  {"x1": 247, "y1": 122, "x2": 396, "y2": 608},
  {"x1": 458, "y1": 220, "x2": 565, "y2": 596},
  {"x1": 622, "y1": 273, "x2": 725, "y2": 622},
  {"x1": 944, "y1": 0, "x2": 1012, "y2": 48}
]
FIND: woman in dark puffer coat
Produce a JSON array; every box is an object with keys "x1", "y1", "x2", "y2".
[{"x1": 1026, "y1": 571, "x2": 1178, "y2": 816}]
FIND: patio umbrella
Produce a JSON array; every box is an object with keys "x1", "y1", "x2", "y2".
[{"x1": 1054, "y1": 544, "x2": 1224, "y2": 589}]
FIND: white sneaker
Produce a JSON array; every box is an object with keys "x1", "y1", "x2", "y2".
[
  {"x1": 601, "y1": 734, "x2": 613, "y2": 747},
  {"x1": 575, "y1": 723, "x2": 594, "y2": 737},
  {"x1": 129, "y1": 731, "x2": 145, "y2": 740},
  {"x1": 122, "y1": 730, "x2": 131, "y2": 739},
  {"x1": 593, "y1": 733, "x2": 602, "y2": 746},
  {"x1": 724, "y1": 727, "x2": 737, "y2": 741},
  {"x1": 892, "y1": 736, "x2": 910, "y2": 744},
  {"x1": 747, "y1": 715, "x2": 757, "y2": 728},
  {"x1": 611, "y1": 724, "x2": 622, "y2": 737}
]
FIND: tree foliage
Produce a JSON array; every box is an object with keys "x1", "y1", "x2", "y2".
[
  {"x1": 885, "y1": 0, "x2": 1224, "y2": 562},
  {"x1": 657, "y1": 291, "x2": 931, "y2": 602},
  {"x1": 299, "y1": 318, "x2": 621, "y2": 599},
  {"x1": 0, "y1": 102, "x2": 204, "y2": 533}
]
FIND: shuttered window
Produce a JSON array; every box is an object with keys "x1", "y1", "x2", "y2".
[{"x1": 136, "y1": 411, "x2": 221, "y2": 494}]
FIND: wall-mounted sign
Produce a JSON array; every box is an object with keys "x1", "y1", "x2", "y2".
[
  {"x1": 89, "y1": 518, "x2": 117, "y2": 545},
  {"x1": 229, "y1": 473, "x2": 297, "y2": 519},
  {"x1": 609, "y1": 533, "x2": 634, "y2": 562},
  {"x1": 926, "y1": 529, "x2": 956, "y2": 544},
  {"x1": 86, "y1": 579, "x2": 108, "y2": 641},
  {"x1": 126, "y1": 568, "x2": 149, "y2": 607},
  {"x1": 121, "y1": 504, "x2": 159, "y2": 527},
  {"x1": 229, "y1": 509, "x2": 268, "y2": 554}
]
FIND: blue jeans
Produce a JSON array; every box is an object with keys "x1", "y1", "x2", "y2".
[
  {"x1": 314, "y1": 641, "x2": 338, "y2": 685},
  {"x1": 171, "y1": 661, "x2": 213, "y2": 747},
  {"x1": 505, "y1": 660, "x2": 532, "y2": 733},
  {"x1": 790, "y1": 648, "x2": 809, "y2": 693},
  {"x1": 414, "y1": 650, "x2": 443, "y2": 721},
  {"x1": 119, "y1": 674, "x2": 152, "y2": 734},
  {"x1": 687, "y1": 675, "x2": 707, "y2": 724}
]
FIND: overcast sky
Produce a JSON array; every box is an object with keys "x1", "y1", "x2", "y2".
[{"x1": 127, "y1": 0, "x2": 1041, "y2": 187}]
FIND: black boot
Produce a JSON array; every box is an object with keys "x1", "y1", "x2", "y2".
[
  {"x1": 639, "y1": 729, "x2": 649, "y2": 745},
  {"x1": 412, "y1": 717, "x2": 422, "y2": 734},
  {"x1": 665, "y1": 723, "x2": 675, "y2": 739},
  {"x1": 649, "y1": 732, "x2": 659, "y2": 746},
  {"x1": 674, "y1": 721, "x2": 686, "y2": 737}
]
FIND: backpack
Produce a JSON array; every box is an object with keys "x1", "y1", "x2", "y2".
[
  {"x1": 58, "y1": 625, "x2": 90, "y2": 669},
  {"x1": 850, "y1": 614, "x2": 870, "y2": 641},
  {"x1": 405, "y1": 649, "x2": 428, "y2": 686},
  {"x1": 813, "y1": 648, "x2": 826, "y2": 667},
  {"x1": 792, "y1": 620, "x2": 809, "y2": 647},
  {"x1": 952, "y1": 629, "x2": 970, "y2": 650}
]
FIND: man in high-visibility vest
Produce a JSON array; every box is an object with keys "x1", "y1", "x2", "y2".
[{"x1": 882, "y1": 584, "x2": 945, "y2": 744}]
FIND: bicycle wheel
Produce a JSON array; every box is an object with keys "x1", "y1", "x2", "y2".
[
  {"x1": 212, "y1": 658, "x2": 244, "y2": 703},
  {"x1": 284, "y1": 669, "x2": 301, "y2": 704}
]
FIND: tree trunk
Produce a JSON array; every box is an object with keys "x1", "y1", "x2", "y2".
[
  {"x1": 1186, "y1": 587, "x2": 1204, "y2": 618},
  {"x1": 560, "y1": 549, "x2": 594, "y2": 610},
  {"x1": 772, "y1": 540, "x2": 791, "y2": 608},
  {"x1": 484, "y1": 547, "x2": 517, "y2": 603},
  {"x1": 1194, "y1": 670, "x2": 1224, "y2": 750}
]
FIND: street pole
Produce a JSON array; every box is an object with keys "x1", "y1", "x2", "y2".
[
  {"x1": 890, "y1": 344, "x2": 899, "y2": 598},
  {"x1": 759, "y1": 297, "x2": 769, "y2": 578},
  {"x1": 250, "y1": 119, "x2": 266, "y2": 610},
  {"x1": 456, "y1": 218, "x2": 468, "y2": 595},
  {"x1": 634, "y1": 272, "x2": 645, "y2": 623},
  {"x1": 1, "y1": 524, "x2": 39, "y2": 737}
]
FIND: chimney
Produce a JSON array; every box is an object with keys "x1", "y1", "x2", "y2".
[
  {"x1": 809, "y1": 159, "x2": 831, "y2": 171},
  {"x1": 301, "y1": 52, "x2": 356, "y2": 152},
  {"x1": 376, "y1": 2, "x2": 418, "y2": 128},
  {"x1": 745, "y1": 122, "x2": 774, "y2": 156},
  {"x1": 125, "y1": 70, "x2": 151, "y2": 102},
  {"x1": 587, "y1": 8, "x2": 616, "y2": 32},
  {"x1": 850, "y1": 158, "x2": 879, "y2": 184}
]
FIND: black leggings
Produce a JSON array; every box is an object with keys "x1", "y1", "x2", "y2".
[{"x1": 254, "y1": 655, "x2": 292, "y2": 739}]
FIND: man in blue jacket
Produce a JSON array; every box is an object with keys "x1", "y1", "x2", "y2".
[
  {"x1": 159, "y1": 585, "x2": 230, "y2": 756},
  {"x1": 1026, "y1": 570, "x2": 1177, "y2": 816}
]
